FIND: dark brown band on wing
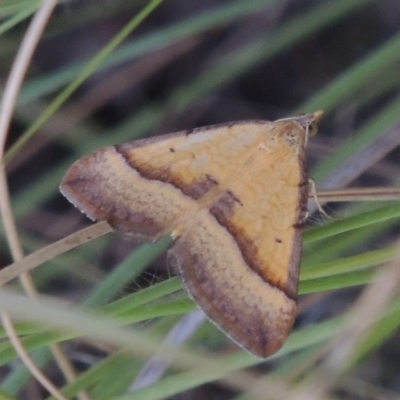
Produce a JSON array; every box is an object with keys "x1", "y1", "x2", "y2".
[
  {"x1": 288, "y1": 155, "x2": 308, "y2": 296},
  {"x1": 299, "y1": 179, "x2": 308, "y2": 187},
  {"x1": 114, "y1": 145, "x2": 218, "y2": 200},
  {"x1": 209, "y1": 191, "x2": 298, "y2": 302},
  {"x1": 61, "y1": 168, "x2": 165, "y2": 240},
  {"x1": 115, "y1": 144, "x2": 306, "y2": 301},
  {"x1": 169, "y1": 240, "x2": 280, "y2": 358}
]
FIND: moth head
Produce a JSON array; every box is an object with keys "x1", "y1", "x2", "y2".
[
  {"x1": 276, "y1": 110, "x2": 323, "y2": 147},
  {"x1": 271, "y1": 120, "x2": 308, "y2": 149}
]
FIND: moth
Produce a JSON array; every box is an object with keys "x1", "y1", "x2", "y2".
[{"x1": 60, "y1": 111, "x2": 322, "y2": 358}]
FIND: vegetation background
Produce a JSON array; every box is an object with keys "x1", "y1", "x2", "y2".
[{"x1": 1, "y1": 0, "x2": 400, "y2": 399}]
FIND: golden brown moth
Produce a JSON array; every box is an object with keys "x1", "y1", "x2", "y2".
[{"x1": 60, "y1": 111, "x2": 323, "y2": 358}]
